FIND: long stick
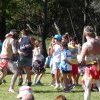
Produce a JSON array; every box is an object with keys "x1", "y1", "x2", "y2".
[
  {"x1": 26, "y1": 24, "x2": 34, "y2": 33},
  {"x1": 67, "y1": 8, "x2": 76, "y2": 36},
  {"x1": 54, "y1": 22, "x2": 60, "y2": 34}
]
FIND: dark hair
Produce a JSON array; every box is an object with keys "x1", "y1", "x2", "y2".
[
  {"x1": 55, "y1": 95, "x2": 67, "y2": 100},
  {"x1": 61, "y1": 41, "x2": 68, "y2": 48},
  {"x1": 21, "y1": 29, "x2": 29, "y2": 36}
]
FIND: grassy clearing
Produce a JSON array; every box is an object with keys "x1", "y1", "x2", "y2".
[{"x1": 0, "y1": 68, "x2": 100, "y2": 100}]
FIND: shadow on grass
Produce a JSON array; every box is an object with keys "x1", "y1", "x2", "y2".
[
  {"x1": 34, "y1": 89, "x2": 63, "y2": 93},
  {"x1": 33, "y1": 87, "x2": 85, "y2": 94},
  {"x1": 71, "y1": 90, "x2": 84, "y2": 93}
]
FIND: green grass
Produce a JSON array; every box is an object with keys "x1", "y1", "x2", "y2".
[{"x1": 0, "y1": 68, "x2": 100, "y2": 100}]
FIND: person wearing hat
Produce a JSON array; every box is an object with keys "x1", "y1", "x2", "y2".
[
  {"x1": 0, "y1": 29, "x2": 19, "y2": 93},
  {"x1": 51, "y1": 34, "x2": 62, "y2": 89},
  {"x1": 77, "y1": 26, "x2": 100, "y2": 100},
  {"x1": 17, "y1": 86, "x2": 34, "y2": 100}
]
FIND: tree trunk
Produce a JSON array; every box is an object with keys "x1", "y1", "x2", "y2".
[
  {"x1": 41, "y1": 0, "x2": 48, "y2": 57},
  {"x1": 1, "y1": 1, "x2": 6, "y2": 40}
]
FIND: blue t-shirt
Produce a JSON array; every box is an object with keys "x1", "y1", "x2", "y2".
[{"x1": 60, "y1": 49, "x2": 72, "y2": 71}]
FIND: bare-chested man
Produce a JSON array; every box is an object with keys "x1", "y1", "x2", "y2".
[
  {"x1": 77, "y1": 26, "x2": 100, "y2": 100},
  {"x1": 0, "y1": 29, "x2": 19, "y2": 93}
]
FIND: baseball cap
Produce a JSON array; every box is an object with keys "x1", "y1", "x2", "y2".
[
  {"x1": 17, "y1": 86, "x2": 33, "y2": 99},
  {"x1": 5, "y1": 29, "x2": 18, "y2": 38},
  {"x1": 10, "y1": 29, "x2": 17, "y2": 35},
  {"x1": 54, "y1": 34, "x2": 62, "y2": 40}
]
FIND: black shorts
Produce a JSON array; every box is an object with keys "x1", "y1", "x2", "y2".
[
  {"x1": 32, "y1": 60, "x2": 45, "y2": 74},
  {"x1": 62, "y1": 70, "x2": 72, "y2": 74}
]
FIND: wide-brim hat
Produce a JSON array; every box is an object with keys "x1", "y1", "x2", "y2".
[{"x1": 17, "y1": 86, "x2": 33, "y2": 99}]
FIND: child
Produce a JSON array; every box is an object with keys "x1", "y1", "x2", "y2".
[
  {"x1": 60, "y1": 42, "x2": 73, "y2": 92},
  {"x1": 32, "y1": 40, "x2": 45, "y2": 85}
]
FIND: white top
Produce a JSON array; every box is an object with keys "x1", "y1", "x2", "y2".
[
  {"x1": 32, "y1": 47, "x2": 44, "y2": 62},
  {"x1": 52, "y1": 44, "x2": 61, "y2": 62}
]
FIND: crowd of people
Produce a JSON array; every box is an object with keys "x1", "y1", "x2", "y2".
[
  {"x1": 45, "y1": 33, "x2": 81, "y2": 91},
  {"x1": 0, "y1": 26, "x2": 100, "y2": 100}
]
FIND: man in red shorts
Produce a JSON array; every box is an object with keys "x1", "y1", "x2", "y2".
[
  {"x1": 77, "y1": 26, "x2": 100, "y2": 100},
  {"x1": 0, "y1": 29, "x2": 19, "y2": 93}
]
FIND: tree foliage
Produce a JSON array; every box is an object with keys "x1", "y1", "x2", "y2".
[{"x1": 1, "y1": 0, "x2": 100, "y2": 55}]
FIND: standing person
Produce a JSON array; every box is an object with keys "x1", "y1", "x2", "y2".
[
  {"x1": 60, "y1": 41, "x2": 72, "y2": 92},
  {"x1": 32, "y1": 40, "x2": 45, "y2": 85},
  {"x1": 0, "y1": 29, "x2": 19, "y2": 93},
  {"x1": 77, "y1": 26, "x2": 100, "y2": 100},
  {"x1": 18, "y1": 29, "x2": 33, "y2": 86},
  {"x1": 52, "y1": 34, "x2": 62, "y2": 89},
  {"x1": 48, "y1": 38, "x2": 56, "y2": 86},
  {"x1": 68, "y1": 38, "x2": 79, "y2": 85}
]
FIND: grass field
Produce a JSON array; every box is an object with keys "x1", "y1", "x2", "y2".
[{"x1": 0, "y1": 68, "x2": 100, "y2": 100}]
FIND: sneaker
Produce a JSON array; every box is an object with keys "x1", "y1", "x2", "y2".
[
  {"x1": 8, "y1": 89, "x2": 15, "y2": 93},
  {"x1": 60, "y1": 83, "x2": 65, "y2": 88},
  {"x1": 36, "y1": 81, "x2": 43, "y2": 85},
  {"x1": 50, "y1": 83, "x2": 55, "y2": 87},
  {"x1": 50, "y1": 81, "x2": 55, "y2": 86},
  {"x1": 2, "y1": 79, "x2": 6, "y2": 84},
  {"x1": 32, "y1": 82, "x2": 36, "y2": 86},
  {"x1": 18, "y1": 78, "x2": 23, "y2": 86},
  {"x1": 23, "y1": 79, "x2": 28, "y2": 85},
  {"x1": 54, "y1": 83, "x2": 60, "y2": 89},
  {"x1": 27, "y1": 82, "x2": 32, "y2": 86},
  {"x1": 68, "y1": 84, "x2": 75, "y2": 89},
  {"x1": 63, "y1": 88, "x2": 72, "y2": 93}
]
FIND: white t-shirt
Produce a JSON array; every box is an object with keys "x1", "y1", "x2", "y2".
[
  {"x1": 52, "y1": 44, "x2": 61, "y2": 62},
  {"x1": 32, "y1": 47, "x2": 44, "y2": 62}
]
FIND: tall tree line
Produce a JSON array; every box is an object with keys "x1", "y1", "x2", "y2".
[{"x1": 0, "y1": 0, "x2": 100, "y2": 56}]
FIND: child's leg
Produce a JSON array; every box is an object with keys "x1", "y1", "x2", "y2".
[
  {"x1": 55, "y1": 69, "x2": 60, "y2": 88},
  {"x1": 67, "y1": 72, "x2": 72, "y2": 84},
  {"x1": 96, "y1": 79, "x2": 100, "y2": 91},
  {"x1": 0, "y1": 68, "x2": 7, "y2": 84},
  {"x1": 32, "y1": 74, "x2": 38, "y2": 85},
  {"x1": 23, "y1": 74, "x2": 27, "y2": 84},
  {"x1": 63, "y1": 73, "x2": 69, "y2": 89},
  {"x1": 36, "y1": 73, "x2": 43, "y2": 84}
]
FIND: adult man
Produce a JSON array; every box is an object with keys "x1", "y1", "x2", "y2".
[
  {"x1": 0, "y1": 29, "x2": 19, "y2": 93},
  {"x1": 77, "y1": 26, "x2": 100, "y2": 100}
]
